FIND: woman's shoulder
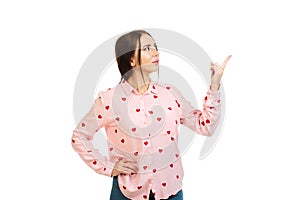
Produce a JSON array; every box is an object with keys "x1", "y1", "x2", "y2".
[
  {"x1": 154, "y1": 81, "x2": 181, "y2": 94},
  {"x1": 153, "y1": 81, "x2": 172, "y2": 88},
  {"x1": 96, "y1": 83, "x2": 121, "y2": 101}
]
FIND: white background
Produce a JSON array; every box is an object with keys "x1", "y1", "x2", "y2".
[{"x1": 1, "y1": 0, "x2": 299, "y2": 199}]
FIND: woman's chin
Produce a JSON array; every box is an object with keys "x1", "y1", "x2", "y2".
[
  {"x1": 143, "y1": 65, "x2": 158, "y2": 73},
  {"x1": 148, "y1": 68, "x2": 158, "y2": 74}
]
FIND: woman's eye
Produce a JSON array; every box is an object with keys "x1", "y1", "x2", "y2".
[
  {"x1": 143, "y1": 45, "x2": 158, "y2": 51},
  {"x1": 144, "y1": 46, "x2": 151, "y2": 51}
]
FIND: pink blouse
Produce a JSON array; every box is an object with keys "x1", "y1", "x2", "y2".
[{"x1": 71, "y1": 78, "x2": 221, "y2": 200}]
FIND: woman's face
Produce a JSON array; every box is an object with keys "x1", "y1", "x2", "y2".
[{"x1": 132, "y1": 33, "x2": 159, "y2": 74}]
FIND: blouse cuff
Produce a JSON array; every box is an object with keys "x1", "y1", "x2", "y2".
[
  {"x1": 97, "y1": 159, "x2": 116, "y2": 177},
  {"x1": 207, "y1": 88, "x2": 221, "y2": 99}
]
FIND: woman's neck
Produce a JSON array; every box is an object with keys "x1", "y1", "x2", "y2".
[{"x1": 127, "y1": 75, "x2": 151, "y2": 94}]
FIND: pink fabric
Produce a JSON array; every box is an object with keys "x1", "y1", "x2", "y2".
[{"x1": 72, "y1": 78, "x2": 221, "y2": 200}]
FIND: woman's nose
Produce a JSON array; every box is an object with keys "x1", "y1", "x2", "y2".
[{"x1": 152, "y1": 48, "x2": 159, "y2": 57}]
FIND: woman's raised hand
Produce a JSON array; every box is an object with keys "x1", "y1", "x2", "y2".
[{"x1": 210, "y1": 55, "x2": 232, "y2": 91}]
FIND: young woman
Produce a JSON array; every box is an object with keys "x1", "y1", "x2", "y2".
[{"x1": 72, "y1": 30, "x2": 231, "y2": 200}]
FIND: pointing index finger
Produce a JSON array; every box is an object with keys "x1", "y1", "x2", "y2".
[{"x1": 221, "y1": 55, "x2": 232, "y2": 69}]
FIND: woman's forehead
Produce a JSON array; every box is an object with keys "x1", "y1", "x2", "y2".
[{"x1": 140, "y1": 34, "x2": 155, "y2": 45}]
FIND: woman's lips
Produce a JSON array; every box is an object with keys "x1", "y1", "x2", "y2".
[{"x1": 152, "y1": 60, "x2": 159, "y2": 64}]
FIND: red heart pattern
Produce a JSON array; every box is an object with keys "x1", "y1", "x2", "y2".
[
  {"x1": 73, "y1": 80, "x2": 221, "y2": 200},
  {"x1": 148, "y1": 110, "x2": 153, "y2": 114}
]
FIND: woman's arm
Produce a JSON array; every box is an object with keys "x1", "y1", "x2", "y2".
[
  {"x1": 173, "y1": 55, "x2": 231, "y2": 136},
  {"x1": 71, "y1": 95, "x2": 115, "y2": 177},
  {"x1": 171, "y1": 85, "x2": 222, "y2": 136}
]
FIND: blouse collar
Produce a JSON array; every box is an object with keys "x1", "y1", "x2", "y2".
[{"x1": 120, "y1": 78, "x2": 158, "y2": 96}]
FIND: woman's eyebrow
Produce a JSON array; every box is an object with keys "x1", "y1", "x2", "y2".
[
  {"x1": 142, "y1": 43, "x2": 156, "y2": 48},
  {"x1": 142, "y1": 44, "x2": 151, "y2": 48}
]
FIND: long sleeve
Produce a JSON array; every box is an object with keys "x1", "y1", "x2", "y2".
[
  {"x1": 171, "y1": 85, "x2": 222, "y2": 136},
  {"x1": 71, "y1": 94, "x2": 115, "y2": 177}
]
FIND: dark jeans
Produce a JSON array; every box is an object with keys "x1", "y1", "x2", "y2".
[{"x1": 109, "y1": 176, "x2": 183, "y2": 200}]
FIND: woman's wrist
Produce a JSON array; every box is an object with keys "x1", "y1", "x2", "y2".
[{"x1": 210, "y1": 83, "x2": 220, "y2": 91}]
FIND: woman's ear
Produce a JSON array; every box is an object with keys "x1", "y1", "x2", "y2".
[
  {"x1": 130, "y1": 49, "x2": 138, "y2": 67},
  {"x1": 130, "y1": 57, "x2": 135, "y2": 67}
]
